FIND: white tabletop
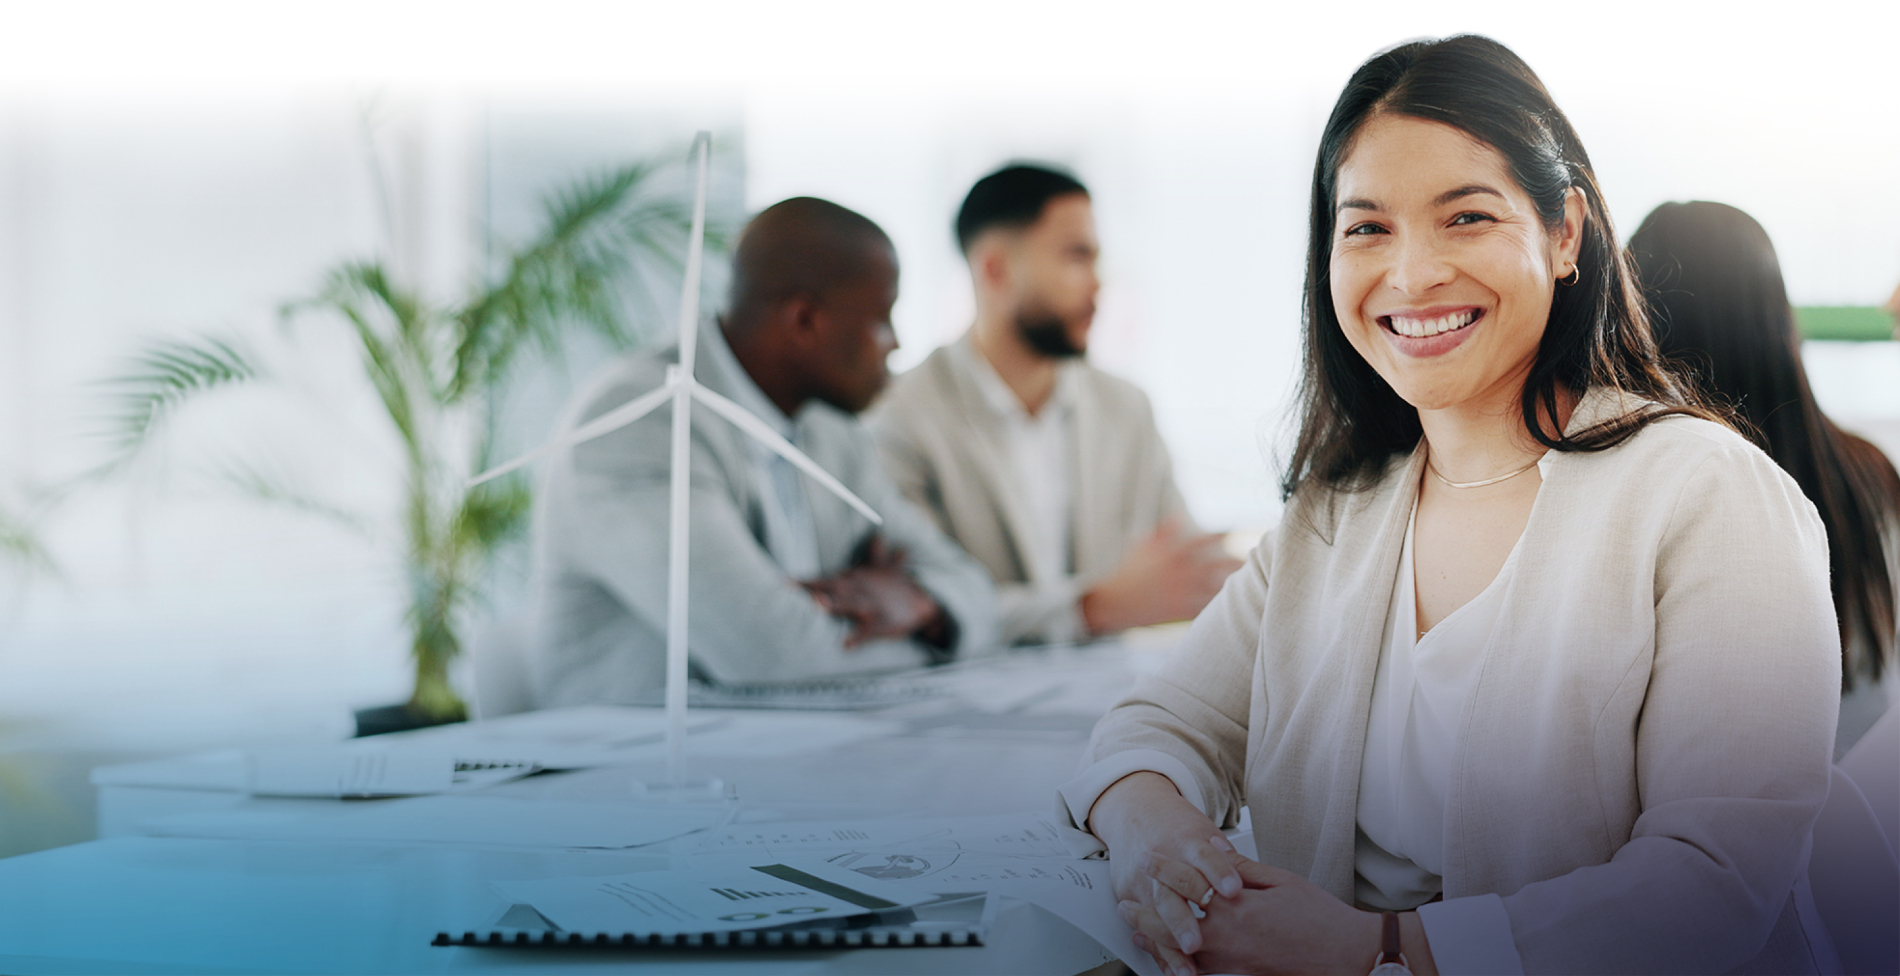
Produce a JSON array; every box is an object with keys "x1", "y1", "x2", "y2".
[
  {"x1": 0, "y1": 836, "x2": 1119, "y2": 975},
  {"x1": 0, "y1": 640, "x2": 1168, "y2": 976}
]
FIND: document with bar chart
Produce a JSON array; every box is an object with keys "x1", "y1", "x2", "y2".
[{"x1": 438, "y1": 857, "x2": 991, "y2": 950}]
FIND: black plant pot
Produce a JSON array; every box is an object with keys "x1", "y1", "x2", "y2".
[{"x1": 353, "y1": 703, "x2": 466, "y2": 738}]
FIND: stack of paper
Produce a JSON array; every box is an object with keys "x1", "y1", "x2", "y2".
[
  {"x1": 142, "y1": 793, "x2": 737, "y2": 850},
  {"x1": 93, "y1": 748, "x2": 539, "y2": 798},
  {"x1": 248, "y1": 751, "x2": 538, "y2": 797}
]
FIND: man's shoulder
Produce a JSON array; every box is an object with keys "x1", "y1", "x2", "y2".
[
  {"x1": 568, "y1": 346, "x2": 676, "y2": 424},
  {"x1": 799, "y1": 398, "x2": 874, "y2": 444},
  {"x1": 1068, "y1": 361, "x2": 1156, "y2": 420},
  {"x1": 890, "y1": 341, "x2": 965, "y2": 395},
  {"x1": 869, "y1": 342, "x2": 968, "y2": 421}
]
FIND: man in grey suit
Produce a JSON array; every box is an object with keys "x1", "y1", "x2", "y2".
[
  {"x1": 869, "y1": 165, "x2": 1238, "y2": 645},
  {"x1": 530, "y1": 198, "x2": 998, "y2": 707}
]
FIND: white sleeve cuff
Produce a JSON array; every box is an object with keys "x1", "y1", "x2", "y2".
[
  {"x1": 1042, "y1": 579, "x2": 1087, "y2": 645},
  {"x1": 1417, "y1": 893, "x2": 1524, "y2": 976},
  {"x1": 1053, "y1": 749, "x2": 1212, "y2": 858}
]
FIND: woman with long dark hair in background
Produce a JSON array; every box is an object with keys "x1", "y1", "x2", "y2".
[
  {"x1": 1061, "y1": 36, "x2": 1840, "y2": 975},
  {"x1": 1630, "y1": 200, "x2": 1900, "y2": 757}
]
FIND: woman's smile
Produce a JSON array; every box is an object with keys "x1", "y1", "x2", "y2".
[{"x1": 1377, "y1": 305, "x2": 1486, "y2": 357}]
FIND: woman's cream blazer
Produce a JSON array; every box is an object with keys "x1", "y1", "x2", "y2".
[{"x1": 1061, "y1": 391, "x2": 1841, "y2": 975}]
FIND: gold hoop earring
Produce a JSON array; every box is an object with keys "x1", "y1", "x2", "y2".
[{"x1": 1560, "y1": 266, "x2": 1580, "y2": 287}]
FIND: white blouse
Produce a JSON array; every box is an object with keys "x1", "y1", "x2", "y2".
[{"x1": 1352, "y1": 461, "x2": 1550, "y2": 975}]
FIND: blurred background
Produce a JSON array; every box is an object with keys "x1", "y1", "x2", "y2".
[{"x1": 2, "y1": 0, "x2": 1896, "y2": 854}]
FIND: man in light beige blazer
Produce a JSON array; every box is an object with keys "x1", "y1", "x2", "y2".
[{"x1": 868, "y1": 164, "x2": 1239, "y2": 645}]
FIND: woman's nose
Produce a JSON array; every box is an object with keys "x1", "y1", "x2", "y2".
[{"x1": 1386, "y1": 234, "x2": 1455, "y2": 295}]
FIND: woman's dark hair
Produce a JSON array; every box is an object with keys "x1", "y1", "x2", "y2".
[
  {"x1": 1630, "y1": 201, "x2": 1900, "y2": 686},
  {"x1": 1284, "y1": 35, "x2": 1723, "y2": 500}
]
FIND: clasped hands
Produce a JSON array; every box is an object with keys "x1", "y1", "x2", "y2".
[
  {"x1": 1117, "y1": 841, "x2": 1384, "y2": 976},
  {"x1": 800, "y1": 535, "x2": 950, "y2": 648},
  {"x1": 1097, "y1": 773, "x2": 1399, "y2": 976}
]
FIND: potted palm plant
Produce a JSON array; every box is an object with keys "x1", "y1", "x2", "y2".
[
  {"x1": 0, "y1": 497, "x2": 58, "y2": 855},
  {"x1": 100, "y1": 150, "x2": 721, "y2": 734}
]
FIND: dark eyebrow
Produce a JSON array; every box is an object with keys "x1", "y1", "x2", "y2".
[
  {"x1": 1434, "y1": 184, "x2": 1505, "y2": 207},
  {"x1": 1336, "y1": 185, "x2": 1506, "y2": 215}
]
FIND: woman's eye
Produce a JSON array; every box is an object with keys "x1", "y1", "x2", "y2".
[
  {"x1": 1450, "y1": 212, "x2": 1495, "y2": 226},
  {"x1": 1342, "y1": 222, "x2": 1386, "y2": 237}
]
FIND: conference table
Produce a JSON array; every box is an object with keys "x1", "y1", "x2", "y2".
[{"x1": 0, "y1": 639, "x2": 1182, "y2": 976}]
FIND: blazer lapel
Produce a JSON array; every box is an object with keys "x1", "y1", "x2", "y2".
[
  {"x1": 1306, "y1": 443, "x2": 1428, "y2": 899},
  {"x1": 1067, "y1": 372, "x2": 1113, "y2": 580}
]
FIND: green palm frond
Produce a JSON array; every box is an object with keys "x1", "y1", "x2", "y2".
[
  {"x1": 98, "y1": 335, "x2": 260, "y2": 469},
  {"x1": 214, "y1": 454, "x2": 377, "y2": 540},
  {"x1": 0, "y1": 504, "x2": 53, "y2": 572},
  {"x1": 288, "y1": 262, "x2": 433, "y2": 460},
  {"x1": 450, "y1": 159, "x2": 704, "y2": 400},
  {"x1": 447, "y1": 476, "x2": 532, "y2": 561}
]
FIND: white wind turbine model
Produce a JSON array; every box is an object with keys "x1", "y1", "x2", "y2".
[{"x1": 470, "y1": 133, "x2": 882, "y2": 787}]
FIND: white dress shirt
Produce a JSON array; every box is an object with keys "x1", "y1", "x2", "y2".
[{"x1": 957, "y1": 340, "x2": 1075, "y2": 585}]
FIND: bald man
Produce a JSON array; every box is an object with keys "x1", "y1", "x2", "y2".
[{"x1": 529, "y1": 198, "x2": 998, "y2": 706}]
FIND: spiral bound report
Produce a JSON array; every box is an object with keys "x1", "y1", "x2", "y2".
[{"x1": 433, "y1": 891, "x2": 990, "y2": 951}]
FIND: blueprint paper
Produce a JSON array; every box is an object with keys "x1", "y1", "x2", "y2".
[
  {"x1": 673, "y1": 810, "x2": 1158, "y2": 975},
  {"x1": 492, "y1": 859, "x2": 933, "y2": 935}
]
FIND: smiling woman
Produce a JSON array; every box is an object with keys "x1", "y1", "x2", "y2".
[
  {"x1": 1330, "y1": 116, "x2": 1580, "y2": 419},
  {"x1": 1061, "y1": 35, "x2": 1844, "y2": 976}
]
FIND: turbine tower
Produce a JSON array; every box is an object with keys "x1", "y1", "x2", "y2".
[{"x1": 471, "y1": 133, "x2": 882, "y2": 785}]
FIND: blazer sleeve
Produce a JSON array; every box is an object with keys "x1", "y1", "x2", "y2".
[
  {"x1": 1056, "y1": 531, "x2": 1269, "y2": 848},
  {"x1": 865, "y1": 404, "x2": 952, "y2": 537},
  {"x1": 556, "y1": 399, "x2": 929, "y2": 685},
  {"x1": 1497, "y1": 445, "x2": 1839, "y2": 974},
  {"x1": 997, "y1": 580, "x2": 1091, "y2": 646},
  {"x1": 846, "y1": 426, "x2": 1002, "y2": 661},
  {"x1": 870, "y1": 392, "x2": 1087, "y2": 646},
  {"x1": 1019, "y1": 378, "x2": 1196, "y2": 646}
]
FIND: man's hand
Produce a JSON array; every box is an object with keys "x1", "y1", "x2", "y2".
[
  {"x1": 801, "y1": 536, "x2": 948, "y2": 648},
  {"x1": 1081, "y1": 517, "x2": 1243, "y2": 635}
]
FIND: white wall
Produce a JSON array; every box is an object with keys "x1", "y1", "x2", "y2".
[
  {"x1": 740, "y1": 8, "x2": 1900, "y2": 534},
  {"x1": 1, "y1": 1, "x2": 1897, "y2": 851}
]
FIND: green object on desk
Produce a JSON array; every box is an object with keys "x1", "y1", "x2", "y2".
[{"x1": 1797, "y1": 306, "x2": 1892, "y2": 342}]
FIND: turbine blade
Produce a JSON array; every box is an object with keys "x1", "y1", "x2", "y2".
[
  {"x1": 467, "y1": 380, "x2": 675, "y2": 486},
  {"x1": 689, "y1": 382, "x2": 884, "y2": 526}
]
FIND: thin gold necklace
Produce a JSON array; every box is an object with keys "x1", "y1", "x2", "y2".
[{"x1": 1426, "y1": 455, "x2": 1542, "y2": 490}]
